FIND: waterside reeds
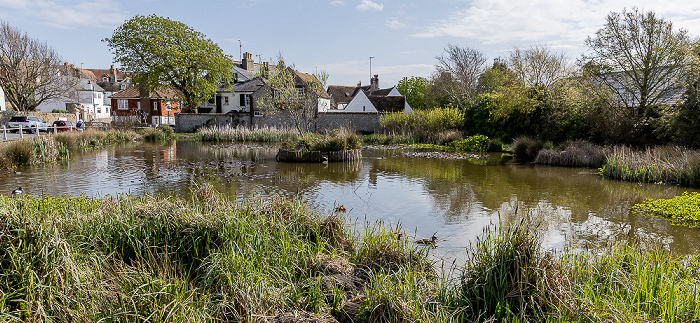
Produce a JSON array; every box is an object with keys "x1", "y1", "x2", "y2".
[
  {"x1": 198, "y1": 125, "x2": 300, "y2": 143},
  {"x1": 2, "y1": 188, "x2": 700, "y2": 321},
  {"x1": 600, "y1": 146, "x2": 700, "y2": 186},
  {"x1": 0, "y1": 129, "x2": 141, "y2": 172},
  {"x1": 535, "y1": 140, "x2": 611, "y2": 168}
]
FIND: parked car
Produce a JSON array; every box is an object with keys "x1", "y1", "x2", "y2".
[
  {"x1": 52, "y1": 120, "x2": 77, "y2": 132},
  {"x1": 7, "y1": 116, "x2": 51, "y2": 133}
]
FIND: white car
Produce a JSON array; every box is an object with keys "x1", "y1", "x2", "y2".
[{"x1": 7, "y1": 116, "x2": 51, "y2": 133}]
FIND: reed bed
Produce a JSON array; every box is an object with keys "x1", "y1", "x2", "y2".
[
  {"x1": 1, "y1": 188, "x2": 699, "y2": 321},
  {"x1": 198, "y1": 125, "x2": 300, "y2": 143},
  {"x1": 600, "y1": 146, "x2": 700, "y2": 187},
  {"x1": 0, "y1": 185, "x2": 449, "y2": 321},
  {"x1": 535, "y1": 140, "x2": 611, "y2": 168},
  {"x1": 0, "y1": 129, "x2": 141, "y2": 172}
]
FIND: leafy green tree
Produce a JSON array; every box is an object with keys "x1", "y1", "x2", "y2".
[
  {"x1": 0, "y1": 21, "x2": 78, "y2": 112},
  {"x1": 104, "y1": 15, "x2": 234, "y2": 112},
  {"x1": 397, "y1": 76, "x2": 428, "y2": 110},
  {"x1": 583, "y1": 7, "x2": 693, "y2": 115}
]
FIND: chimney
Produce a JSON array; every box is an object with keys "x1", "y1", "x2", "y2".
[
  {"x1": 370, "y1": 74, "x2": 379, "y2": 92},
  {"x1": 109, "y1": 64, "x2": 116, "y2": 82},
  {"x1": 262, "y1": 62, "x2": 269, "y2": 77},
  {"x1": 242, "y1": 52, "x2": 254, "y2": 71},
  {"x1": 357, "y1": 81, "x2": 362, "y2": 87}
]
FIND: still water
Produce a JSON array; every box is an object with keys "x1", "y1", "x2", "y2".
[{"x1": 3, "y1": 141, "x2": 699, "y2": 263}]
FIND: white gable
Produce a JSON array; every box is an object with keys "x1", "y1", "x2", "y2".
[{"x1": 344, "y1": 90, "x2": 377, "y2": 112}]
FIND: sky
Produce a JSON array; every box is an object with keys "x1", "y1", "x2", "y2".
[{"x1": 1, "y1": 0, "x2": 700, "y2": 88}]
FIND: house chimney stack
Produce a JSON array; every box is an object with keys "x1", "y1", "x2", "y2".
[
  {"x1": 357, "y1": 81, "x2": 362, "y2": 87},
  {"x1": 242, "y1": 52, "x2": 254, "y2": 71},
  {"x1": 370, "y1": 74, "x2": 379, "y2": 92}
]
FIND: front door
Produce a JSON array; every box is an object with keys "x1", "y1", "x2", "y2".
[{"x1": 216, "y1": 96, "x2": 222, "y2": 113}]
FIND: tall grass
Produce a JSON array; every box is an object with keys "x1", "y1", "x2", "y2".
[
  {"x1": 198, "y1": 125, "x2": 300, "y2": 143},
  {"x1": 510, "y1": 136, "x2": 544, "y2": 161},
  {"x1": 380, "y1": 107, "x2": 464, "y2": 144},
  {"x1": 289, "y1": 128, "x2": 362, "y2": 152},
  {"x1": 0, "y1": 185, "x2": 446, "y2": 321},
  {"x1": 600, "y1": 146, "x2": 700, "y2": 187},
  {"x1": 0, "y1": 129, "x2": 141, "y2": 172},
  {"x1": 535, "y1": 140, "x2": 611, "y2": 168}
]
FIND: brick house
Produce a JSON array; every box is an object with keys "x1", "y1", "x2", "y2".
[{"x1": 109, "y1": 86, "x2": 181, "y2": 125}]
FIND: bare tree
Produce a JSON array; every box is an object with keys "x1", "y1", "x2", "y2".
[
  {"x1": 583, "y1": 7, "x2": 693, "y2": 113},
  {"x1": 508, "y1": 44, "x2": 572, "y2": 90},
  {"x1": 256, "y1": 56, "x2": 328, "y2": 134},
  {"x1": 434, "y1": 44, "x2": 487, "y2": 108},
  {"x1": 0, "y1": 21, "x2": 78, "y2": 112}
]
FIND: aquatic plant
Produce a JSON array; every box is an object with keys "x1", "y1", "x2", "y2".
[
  {"x1": 198, "y1": 125, "x2": 300, "y2": 143},
  {"x1": 534, "y1": 140, "x2": 610, "y2": 168},
  {"x1": 632, "y1": 192, "x2": 700, "y2": 227},
  {"x1": 600, "y1": 146, "x2": 700, "y2": 187}
]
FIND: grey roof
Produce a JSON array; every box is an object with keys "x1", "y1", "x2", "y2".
[
  {"x1": 233, "y1": 78, "x2": 266, "y2": 92},
  {"x1": 79, "y1": 79, "x2": 105, "y2": 92}
]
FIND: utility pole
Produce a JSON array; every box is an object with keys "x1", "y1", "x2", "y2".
[
  {"x1": 369, "y1": 57, "x2": 374, "y2": 81},
  {"x1": 238, "y1": 40, "x2": 242, "y2": 62}
]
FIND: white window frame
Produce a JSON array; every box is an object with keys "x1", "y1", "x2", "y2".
[{"x1": 117, "y1": 99, "x2": 128, "y2": 110}]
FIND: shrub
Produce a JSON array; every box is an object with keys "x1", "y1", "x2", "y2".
[
  {"x1": 447, "y1": 135, "x2": 491, "y2": 153},
  {"x1": 380, "y1": 107, "x2": 464, "y2": 144},
  {"x1": 534, "y1": 140, "x2": 610, "y2": 168},
  {"x1": 510, "y1": 136, "x2": 544, "y2": 160}
]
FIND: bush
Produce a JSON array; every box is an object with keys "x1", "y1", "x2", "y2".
[
  {"x1": 534, "y1": 140, "x2": 610, "y2": 168},
  {"x1": 380, "y1": 107, "x2": 464, "y2": 144},
  {"x1": 52, "y1": 109, "x2": 68, "y2": 113},
  {"x1": 447, "y1": 135, "x2": 491, "y2": 153},
  {"x1": 510, "y1": 136, "x2": 544, "y2": 160}
]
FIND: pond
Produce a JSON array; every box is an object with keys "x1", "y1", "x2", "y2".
[{"x1": 2, "y1": 141, "x2": 699, "y2": 264}]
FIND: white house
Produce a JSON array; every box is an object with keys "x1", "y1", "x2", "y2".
[
  {"x1": 36, "y1": 79, "x2": 111, "y2": 120},
  {"x1": 327, "y1": 75, "x2": 412, "y2": 114}
]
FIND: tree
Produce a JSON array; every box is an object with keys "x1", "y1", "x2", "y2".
[
  {"x1": 0, "y1": 21, "x2": 78, "y2": 112},
  {"x1": 508, "y1": 44, "x2": 571, "y2": 90},
  {"x1": 256, "y1": 56, "x2": 328, "y2": 135},
  {"x1": 397, "y1": 76, "x2": 428, "y2": 110},
  {"x1": 583, "y1": 7, "x2": 693, "y2": 115},
  {"x1": 104, "y1": 15, "x2": 234, "y2": 112},
  {"x1": 433, "y1": 44, "x2": 487, "y2": 109}
]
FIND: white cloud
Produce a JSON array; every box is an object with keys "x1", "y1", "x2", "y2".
[
  {"x1": 412, "y1": 0, "x2": 700, "y2": 52},
  {"x1": 356, "y1": 0, "x2": 383, "y2": 12},
  {"x1": 330, "y1": 1, "x2": 346, "y2": 6},
  {"x1": 386, "y1": 18, "x2": 407, "y2": 29},
  {"x1": 0, "y1": 0, "x2": 128, "y2": 29}
]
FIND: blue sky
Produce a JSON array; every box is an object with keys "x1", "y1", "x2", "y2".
[{"x1": 1, "y1": 0, "x2": 700, "y2": 88}]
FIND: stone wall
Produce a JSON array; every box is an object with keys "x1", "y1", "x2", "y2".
[
  {"x1": 175, "y1": 111, "x2": 383, "y2": 133},
  {"x1": 175, "y1": 113, "x2": 251, "y2": 133},
  {"x1": 0, "y1": 111, "x2": 77, "y2": 128}
]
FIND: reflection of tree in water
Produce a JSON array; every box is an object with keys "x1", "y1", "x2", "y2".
[{"x1": 273, "y1": 162, "x2": 363, "y2": 194}]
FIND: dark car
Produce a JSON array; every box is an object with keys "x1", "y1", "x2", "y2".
[{"x1": 52, "y1": 120, "x2": 77, "y2": 132}]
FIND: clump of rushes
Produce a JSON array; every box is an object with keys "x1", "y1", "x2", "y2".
[
  {"x1": 510, "y1": 136, "x2": 544, "y2": 160},
  {"x1": 0, "y1": 129, "x2": 141, "y2": 173},
  {"x1": 534, "y1": 140, "x2": 610, "y2": 168},
  {"x1": 198, "y1": 125, "x2": 300, "y2": 143},
  {"x1": 141, "y1": 125, "x2": 175, "y2": 141},
  {"x1": 289, "y1": 128, "x2": 362, "y2": 152},
  {"x1": 632, "y1": 192, "x2": 700, "y2": 227},
  {"x1": 600, "y1": 146, "x2": 700, "y2": 187},
  {"x1": 443, "y1": 219, "x2": 567, "y2": 321},
  {"x1": 0, "y1": 185, "x2": 448, "y2": 321}
]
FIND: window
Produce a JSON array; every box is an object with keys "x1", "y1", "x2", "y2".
[
  {"x1": 208, "y1": 96, "x2": 215, "y2": 105},
  {"x1": 223, "y1": 96, "x2": 229, "y2": 105},
  {"x1": 166, "y1": 101, "x2": 172, "y2": 110},
  {"x1": 97, "y1": 108, "x2": 101, "y2": 114},
  {"x1": 120, "y1": 84, "x2": 126, "y2": 90},
  {"x1": 117, "y1": 99, "x2": 128, "y2": 110},
  {"x1": 295, "y1": 88, "x2": 304, "y2": 98},
  {"x1": 153, "y1": 102, "x2": 158, "y2": 111},
  {"x1": 254, "y1": 110, "x2": 263, "y2": 117}
]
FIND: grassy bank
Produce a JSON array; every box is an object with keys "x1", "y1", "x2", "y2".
[
  {"x1": 2, "y1": 188, "x2": 699, "y2": 321},
  {"x1": 600, "y1": 146, "x2": 700, "y2": 187},
  {"x1": 0, "y1": 129, "x2": 141, "y2": 173}
]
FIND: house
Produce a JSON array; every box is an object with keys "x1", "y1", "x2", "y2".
[
  {"x1": 35, "y1": 78, "x2": 112, "y2": 120},
  {"x1": 198, "y1": 52, "x2": 330, "y2": 115},
  {"x1": 81, "y1": 65, "x2": 132, "y2": 106},
  {"x1": 0, "y1": 86, "x2": 6, "y2": 111},
  {"x1": 109, "y1": 86, "x2": 181, "y2": 125},
  {"x1": 326, "y1": 75, "x2": 412, "y2": 113}
]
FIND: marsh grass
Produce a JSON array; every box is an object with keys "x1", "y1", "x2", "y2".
[
  {"x1": 287, "y1": 128, "x2": 362, "y2": 152},
  {"x1": 198, "y1": 125, "x2": 300, "y2": 143},
  {"x1": 510, "y1": 136, "x2": 544, "y2": 161},
  {"x1": 0, "y1": 129, "x2": 141, "y2": 173},
  {"x1": 600, "y1": 146, "x2": 700, "y2": 187},
  {"x1": 535, "y1": 140, "x2": 610, "y2": 168},
  {"x1": 141, "y1": 126, "x2": 175, "y2": 142}
]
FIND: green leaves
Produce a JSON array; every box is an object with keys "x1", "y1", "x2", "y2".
[{"x1": 104, "y1": 15, "x2": 234, "y2": 112}]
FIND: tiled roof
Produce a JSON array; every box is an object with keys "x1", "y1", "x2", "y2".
[
  {"x1": 327, "y1": 86, "x2": 358, "y2": 105},
  {"x1": 368, "y1": 95, "x2": 405, "y2": 113},
  {"x1": 109, "y1": 86, "x2": 180, "y2": 100}
]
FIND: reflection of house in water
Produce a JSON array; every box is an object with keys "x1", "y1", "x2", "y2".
[{"x1": 162, "y1": 142, "x2": 176, "y2": 163}]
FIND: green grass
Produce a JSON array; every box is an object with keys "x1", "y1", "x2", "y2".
[
  {"x1": 600, "y1": 146, "x2": 700, "y2": 187},
  {"x1": 1, "y1": 186, "x2": 699, "y2": 321}
]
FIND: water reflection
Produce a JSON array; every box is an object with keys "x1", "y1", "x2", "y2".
[{"x1": 2, "y1": 141, "x2": 699, "y2": 264}]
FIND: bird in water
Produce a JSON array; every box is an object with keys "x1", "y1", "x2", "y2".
[
  {"x1": 11, "y1": 187, "x2": 23, "y2": 196},
  {"x1": 415, "y1": 233, "x2": 438, "y2": 246},
  {"x1": 336, "y1": 205, "x2": 347, "y2": 212}
]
